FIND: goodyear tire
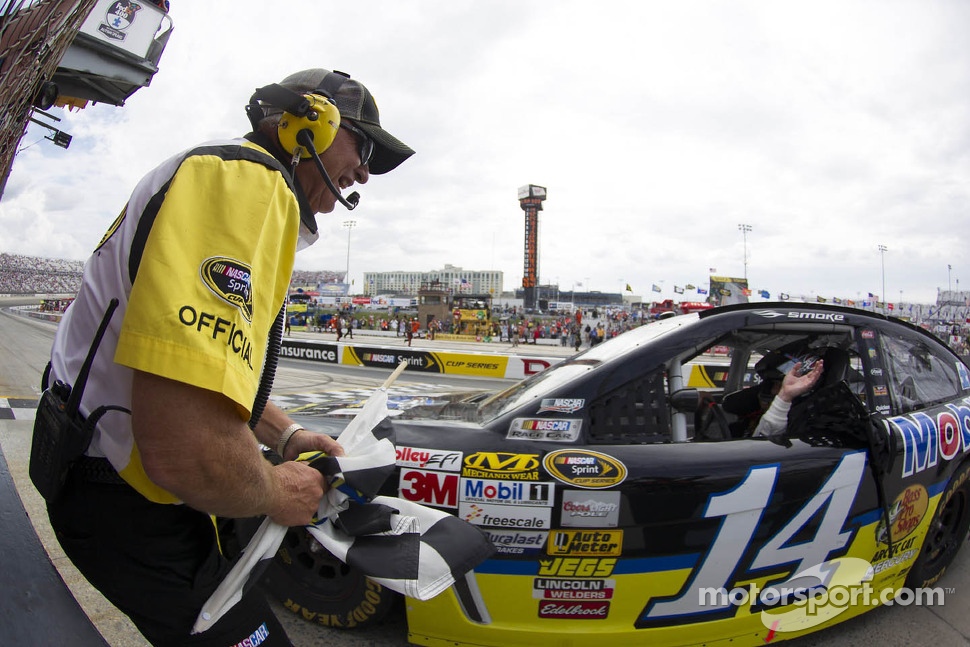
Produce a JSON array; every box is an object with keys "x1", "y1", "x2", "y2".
[
  {"x1": 236, "y1": 520, "x2": 399, "y2": 630},
  {"x1": 906, "y1": 461, "x2": 970, "y2": 588}
]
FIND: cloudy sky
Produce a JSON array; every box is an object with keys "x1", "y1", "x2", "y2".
[{"x1": 2, "y1": 0, "x2": 968, "y2": 305}]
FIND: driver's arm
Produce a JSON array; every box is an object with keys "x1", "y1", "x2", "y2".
[{"x1": 753, "y1": 360, "x2": 824, "y2": 437}]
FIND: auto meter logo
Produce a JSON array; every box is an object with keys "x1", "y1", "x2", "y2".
[
  {"x1": 200, "y1": 256, "x2": 253, "y2": 322},
  {"x1": 543, "y1": 450, "x2": 627, "y2": 489},
  {"x1": 547, "y1": 530, "x2": 623, "y2": 557}
]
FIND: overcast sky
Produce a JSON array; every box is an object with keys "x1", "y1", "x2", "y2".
[{"x1": 2, "y1": 0, "x2": 968, "y2": 304}]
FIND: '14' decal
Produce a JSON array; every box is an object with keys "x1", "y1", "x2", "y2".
[{"x1": 640, "y1": 451, "x2": 866, "y2": 624}]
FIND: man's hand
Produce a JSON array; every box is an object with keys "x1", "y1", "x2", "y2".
[
  {"x1": 777, "y1": 359, "x2": 824, "y2": 402},
  {"x1": 266, "y1": 461, "x2": 327, "y2": 527},
  {"x1": 283, "y1": 429, "x2": 344, "y2": 461}
]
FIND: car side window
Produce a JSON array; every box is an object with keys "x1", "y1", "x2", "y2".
[
  {"x1": 879, "y1": 331, "x2": 960, "y2": 413},
  {"x1": 586, "y1": 366, "x2": 670, "y2": 444}
]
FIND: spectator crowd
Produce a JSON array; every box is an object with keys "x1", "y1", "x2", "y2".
[{"x1": 0, "y1": 253, "x2": 83, "y2": 294}]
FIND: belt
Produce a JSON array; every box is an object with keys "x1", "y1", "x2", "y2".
[{"x1": 72, "y1": 455, "x2": 128, "y2": 486}]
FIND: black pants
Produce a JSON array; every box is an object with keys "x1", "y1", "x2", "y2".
[{"x1": 48, "y1": 470, "x2": 291, "y2": 647}]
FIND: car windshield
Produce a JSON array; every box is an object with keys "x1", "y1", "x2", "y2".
[{"x1": 477, "y1": 313, "x2": 699, "y2": 421}]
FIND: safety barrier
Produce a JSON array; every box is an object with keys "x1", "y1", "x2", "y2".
[
  {"x1": 281, "y1": 338, "x2": 563, "y2": 380},
  {"x1": 0, "y1": 444, "x2": 109, "y2": 645}
]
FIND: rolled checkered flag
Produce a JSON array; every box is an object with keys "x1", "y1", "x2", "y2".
[{"x1": 193, "y1": 363, "x2": 493, "y2": 634}]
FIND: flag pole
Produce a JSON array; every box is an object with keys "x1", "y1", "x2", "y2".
[{"x1": 381, "y1": 360, "x2": 408, "y2": 390}]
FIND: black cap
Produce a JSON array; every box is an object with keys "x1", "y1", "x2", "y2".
[{"x1": 278, "y1": 68, "x2": 414, "y2": 175}]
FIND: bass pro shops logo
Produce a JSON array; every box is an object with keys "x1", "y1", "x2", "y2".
[{"x1": 200, "y1": 257, "x2": 253, "y2": 322}]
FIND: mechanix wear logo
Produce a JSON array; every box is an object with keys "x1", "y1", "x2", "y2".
[{"x1": 200, "y1": 256, "x2": 253, "y2": 322}]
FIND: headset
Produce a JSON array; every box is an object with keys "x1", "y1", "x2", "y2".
[{"x1": 246, "y1": 71, "x2": 359, "y2": 210}]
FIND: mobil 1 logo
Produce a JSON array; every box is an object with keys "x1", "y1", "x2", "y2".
[{"x1": 460, "y1": 478, "x2": 554, "y2": 507}]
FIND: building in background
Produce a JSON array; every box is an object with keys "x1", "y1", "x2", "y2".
[{"x1": 364, "y1": 264, "x2": 502, "y2": 298}]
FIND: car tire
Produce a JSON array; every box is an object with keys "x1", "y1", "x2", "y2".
[
  {"x1": 236, "y1": 520, "x2": 399, "y2": 630},
  {"x1": 906, "y1": 461, "x2": 970, "y2": 589}
]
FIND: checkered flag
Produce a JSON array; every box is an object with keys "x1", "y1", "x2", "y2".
[{"x1": 193, "y1": 363, "x2": 493, "y2": 634}]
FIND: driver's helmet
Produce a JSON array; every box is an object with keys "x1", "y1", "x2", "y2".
[
  {"x1": 754, "y1": 345, "x2": 822, "y2": 384},
  {"x1": 752, "y1": 347, "x2": 813, "y2": 410}
]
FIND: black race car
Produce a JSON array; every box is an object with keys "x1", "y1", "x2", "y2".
[{"x1": 251, "y1": 302, "x2": 970, "y2": 645}]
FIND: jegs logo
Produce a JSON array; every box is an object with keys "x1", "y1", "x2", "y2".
[{"x1": 200, "y1": 257, "x2": 253, "y2": 322}]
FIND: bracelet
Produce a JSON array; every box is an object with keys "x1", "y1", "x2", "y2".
[{"x1": 276, "y1": 423, "x2": 304, "y2": 457}]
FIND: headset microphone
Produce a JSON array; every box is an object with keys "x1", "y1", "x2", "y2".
[{"x1": 295, "y1": 129, "x2": 360, "y2": 210}]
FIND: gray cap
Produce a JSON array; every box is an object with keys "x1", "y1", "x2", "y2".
[{"x1": 279, "y1": 68, "x2": 414, "y2": 175}]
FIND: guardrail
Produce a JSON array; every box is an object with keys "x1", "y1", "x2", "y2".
[{"x1": 0, "y1": 444, "x2": 109, "y2": 645}]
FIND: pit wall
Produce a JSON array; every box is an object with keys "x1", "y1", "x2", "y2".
[
  {"x1": 11, "y1": 305, "x2": 727, "y2": 385},
  {"x1": 280, "y1": 338, "x2": 560, "y2": 381},
  {"x1": 280, "y1": 338, "x2": 731, "y2": 386}
]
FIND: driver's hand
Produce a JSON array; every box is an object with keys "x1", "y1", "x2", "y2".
[{"x1": 778, "y1": 360, "x2": 824, "y2": 402}]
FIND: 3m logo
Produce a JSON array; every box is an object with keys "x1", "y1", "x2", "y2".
[{"x1": 398, "y1": 469, "x2": 458, "y2": 508}]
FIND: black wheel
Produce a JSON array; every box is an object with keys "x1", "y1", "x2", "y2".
[
  {"x1": 906, "y1": 462, "x2": 970, "y2": 588},
  {"x1": 237, "y1": 520, "x2": 399, "y2": 630}
]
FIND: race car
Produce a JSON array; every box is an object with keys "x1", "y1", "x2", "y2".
[{"x1": 247, "y1": 302, "x2": 970, "y2": 646}]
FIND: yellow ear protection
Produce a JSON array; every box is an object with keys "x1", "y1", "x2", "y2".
[
  {"x1": 276, "y1": 93, "x2": 340, "y2": 158},
  {"x1": 245, "y1": 71, "x2": 360, "y2": 211},
  {"x1": 246, "y1": 71, "x2": 350, "y2": 158}
]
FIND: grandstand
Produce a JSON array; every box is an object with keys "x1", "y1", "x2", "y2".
[
  {"x1": 0, "y1": 254, "x2": 349, "y2": 296},
  {"x1": 0, "y1": 252, "x2": 83, "y2": 294},
  {"x1": 290, "y1": 269, "x2": 346, "y2": 289}
]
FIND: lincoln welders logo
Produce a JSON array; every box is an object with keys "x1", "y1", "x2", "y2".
[
  {"x1": 99, "y1": 1, "x2": 142, "y2": 41},
  {"x1": 200, "y1": 257, "x2": 253, "y2": 322}
]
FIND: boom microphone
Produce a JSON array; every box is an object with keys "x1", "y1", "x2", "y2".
[{"x1": 296, "y1": 129, "x2": 359, "y2": 210}]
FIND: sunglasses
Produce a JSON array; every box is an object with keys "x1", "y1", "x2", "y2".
[{"x1": 340, "y1": 121, "x2": 375, "y2": 168}]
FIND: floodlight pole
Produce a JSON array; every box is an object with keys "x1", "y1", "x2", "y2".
[
  {"x1": 738, "y1": 224, "x2": 752, "y2": 281},
  {"x1": 343, "y1": 220, "x2": 356, "y2": 288},
  {"x1": 878, "y1": 244, "x2": 887, "y2": 312}
]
